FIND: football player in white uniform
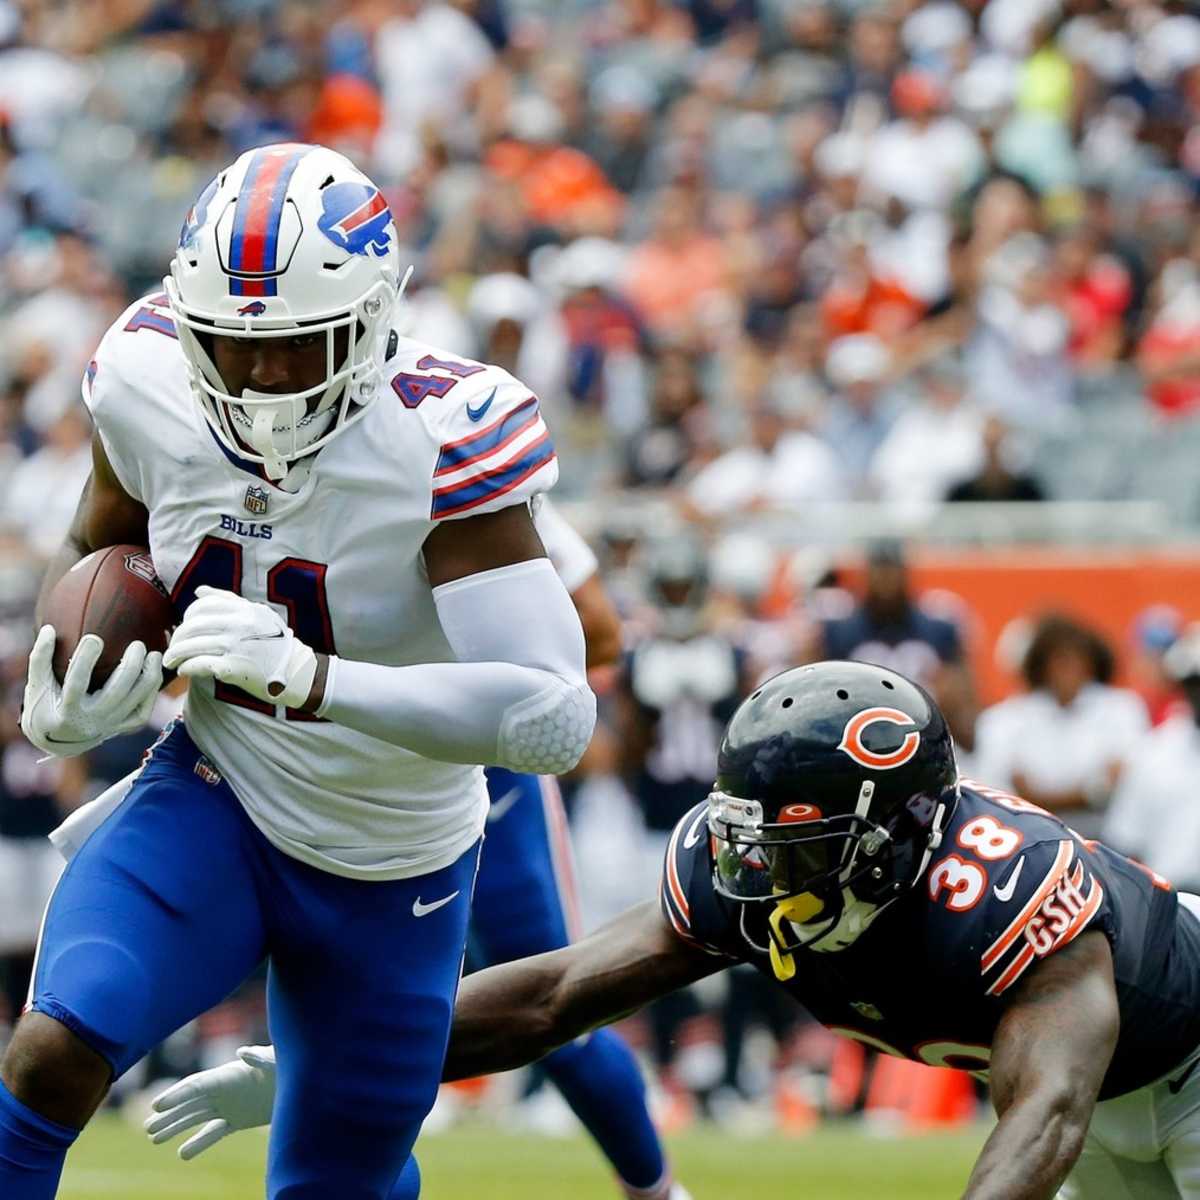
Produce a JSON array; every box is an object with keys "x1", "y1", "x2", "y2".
[{"x1": 1, "y1": 144, "x2": 595, "y2": 1200}]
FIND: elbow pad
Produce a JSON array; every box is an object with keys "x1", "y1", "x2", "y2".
[{"x1": 497, "y1": 674, "x2": 596, "y2": 774}]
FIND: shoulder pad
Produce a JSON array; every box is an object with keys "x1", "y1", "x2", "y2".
[
  {"x1": 429, "y1": 377, "x2": 557, "y2": 522},
  {"x1": 83, "y1": 293, "x2": 179, "y2": 416}
]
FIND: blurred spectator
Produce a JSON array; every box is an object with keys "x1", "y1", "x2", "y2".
[
  {"x1": 486, "y1": 93, "x2": 623, "y2": 237},
  {"x1": 583, "y1": 65, "x2": 657, "y2": 194},
  {"x1": 863, "y1": 70, "x2": 984, "y2": 213},
  {"x1": 304, "y1": 73, "x2": 383, "y2": 162},
  {"x1": 1103, "y1": 624, "x2": 1200, "y2": 893},
  {"x1": 820, "y1": 211, "x2": 925, "y2": 341},
  {"x1": 374, "y1": 0, "x2": 497, "y2": 176},
  {"x1": 1137, "y1": 254, "x2": 1200, "y2": 418},
  {"x1": 868, "y1": 355, "x2": 984, "y2": 507},
  {"x1": 1049, "y1": 221, "x2": 1131, "y2": 369},
  {"x1": 820, "y1": 333, "x2": 899, "y2": 495},
  {"x1": 625, "y1": 348, "x2": 713, "y2": 488},
  {"x1": 816, "y1": 538, "x2": 970, "y2": 697},
  {"x1": 974, "y1": 613, "x2": 1148, "y2": 838},
  {"x1": 1126, "y1": 604, "x2": 1185, "y2": 728},
  {"x1": 550, "y1": 238, "x2": 649, "y2": 443},
  {"x1": 2, "y1": 405, "x2": 91, "y2": 558},
  {"x1": 969, "y1": 232, "x2": 1074, "y2": 427},
  {"x1": 684, "y1": 395, "x2": 845, "y2": 520},
  {"x1": 623, "y1": 185, "x2": 728, "y2": 341},
  {"x1": 945, "y1": 415, "x2": 1045, "y2": 502}
]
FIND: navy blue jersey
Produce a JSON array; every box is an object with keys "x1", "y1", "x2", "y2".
[
  {"x1": 661, "y1": 781, "x2": 1200, "y2": 1099},
  {"x1": 821, "y1": 602, "x2": 962, "y2": 686}
]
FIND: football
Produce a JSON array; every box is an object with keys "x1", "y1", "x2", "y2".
[{"x1": 46, "y1": 544, "x2": 175, "y2": 689}]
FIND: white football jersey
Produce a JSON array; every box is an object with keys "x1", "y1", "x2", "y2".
[{"x1": 82, "y1": 293, "x2": 558, "y2": 880}]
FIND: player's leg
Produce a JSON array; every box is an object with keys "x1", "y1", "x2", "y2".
[
  {"x1": 1058, "y1": 1083, "x2": 1181, "y2": 1199},
  {"x1": 473, "y1": 769, "x2": 675, "y2": 1200},
  {"x1": 1057, "y1": 1140, "x2": 1179, "y2": 1199},
  {"x1": 0, "y1": 725, "x2": 269, "y2": 1200},
  {"x1": 1155, "y1": 1045, "x2": 1200, "y2": 1198},
  {"x1": 265, "y1": 841, "x2": 481, "y2": 1200},
  {"x1": 388, "y1": 1155, "x2": 420, "y2": 1200}
]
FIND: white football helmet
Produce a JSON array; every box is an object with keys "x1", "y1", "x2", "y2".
[{"x1": 165, "y1": 143, "x2": 410, "y2": 479}]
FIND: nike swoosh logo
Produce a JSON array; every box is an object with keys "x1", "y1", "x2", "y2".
[
  {"x1": 466, "y1": 387, "x2": 497, "y2": 422},
  {"x1": 487, "y1": 786, "x2": 521, "y2": 823},
  {"x1": 246, "y1": 631, "x2": 286, "y2": 642},
  {"x1": 993, "y1": 856, "x2": 1026, "y2": 903},
  {"x1": 413, "y1": 890, "x2": 460, "y2": 918},
  {"x1": 683, "y1": 808, "x2": 708, "y2": 849}
]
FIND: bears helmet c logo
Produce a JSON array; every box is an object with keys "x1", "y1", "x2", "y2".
[{"x1": 838, "y1": 707, "x2": 921, "y2": 770}]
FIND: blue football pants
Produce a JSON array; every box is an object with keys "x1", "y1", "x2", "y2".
[{"x1": 14, "y1": 723, "x2": 478, "y2": 1200}]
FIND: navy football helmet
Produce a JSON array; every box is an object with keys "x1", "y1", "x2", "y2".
[{"x1": 707, "y1": 661, "x2": 959, "y2": 973}]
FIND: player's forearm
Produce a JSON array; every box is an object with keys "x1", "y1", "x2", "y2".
[
  {"x1": 312, "y1": 558, "x2": 596, "y2": 773},
  {"x1": 314, "y1": 656, "x2": 595, "y2": 773},
  {"x1": 443, "y1": 949, "x2": 577, "y2": 1080},
  {"x1": 962, "y1": 1090, "x2": 1090, "y2": 1199},
  {"x1": 444, "y1": 903, "x2": 720, "y2": 1080}
]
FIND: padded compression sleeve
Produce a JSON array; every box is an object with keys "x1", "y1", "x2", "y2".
[{"x1": 318, "y1": 558, "x2": 596, "y2": 773}]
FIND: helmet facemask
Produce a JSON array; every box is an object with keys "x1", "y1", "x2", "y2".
[
  {"x1": 709, "y1": 783, "x2": 950, "y2": 973},
  {"x1": 166, "y1": 273, "x2": 400, "y2": 480}
]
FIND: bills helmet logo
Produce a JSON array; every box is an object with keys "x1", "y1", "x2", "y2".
[
  {"x1": 838, "y1": 707, "x2": 921, "y2": 771},
  {"x1": 317, "y1": 182, "x2": 393, "y2": 257},
  {"x1": 179, "y1": 175, "x2": 219, "y2": 250},
  {"x1": 237, "y1": 300, "x2": 268, "y2": 316}
]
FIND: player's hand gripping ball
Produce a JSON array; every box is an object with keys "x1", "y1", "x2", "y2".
[{"x1": 21, "y1": 546, "x2": 169, "y2": 757}]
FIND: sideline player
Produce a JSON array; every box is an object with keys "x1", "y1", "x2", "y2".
[
  {"x1": 0, "y1": 143, "x2": 595, "y2": 1200},
  {"x1": 168, "y1": 662, "x2": 1200, "y2": 1198}
]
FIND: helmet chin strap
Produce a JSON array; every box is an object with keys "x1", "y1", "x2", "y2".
[{"x1": 240, "y1": 389, "x2": 337, "y2": 480}]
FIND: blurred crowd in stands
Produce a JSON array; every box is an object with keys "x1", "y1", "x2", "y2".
[{"x1": 5, "y1": 0, "x2": 1200, "y2": 1136}]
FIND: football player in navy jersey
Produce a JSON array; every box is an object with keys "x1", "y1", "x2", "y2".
[
  {"x1": 437, "y1": 661, "x2": 1200, "y2": 1199},
  {"x1": 157, "y1": 660, "x2": 1200, "y2": 1197}
]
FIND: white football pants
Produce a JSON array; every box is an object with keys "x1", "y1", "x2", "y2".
[{"x1": 1058, "y1": 893, "x2": 1200, "y2": 1199}]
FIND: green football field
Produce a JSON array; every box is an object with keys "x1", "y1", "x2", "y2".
[{"x1": 60, "y1": 1113, "x2": 989, "y2": 1199}]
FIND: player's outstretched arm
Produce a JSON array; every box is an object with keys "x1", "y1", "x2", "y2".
[
  {"x1": 443, "y1": 901, "x2": 723, "y2": 1081},
  {"x1": 961, "y1": 931, "x2": 1118, "y2": 1200},
  {"x1": 145, "y1": 904, "x2": 719, "y2": 1158}
]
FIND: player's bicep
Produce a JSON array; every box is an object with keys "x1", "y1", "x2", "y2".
[
  {"x1": 989, "y1": 930, "x2": 1118, "y2": 1117},
  {"x1": 422, "y1": 503, "x2": 547, "y2": 587},
  {"x1": 62, "y1": 435, "x2": 148, "y2": 556}
]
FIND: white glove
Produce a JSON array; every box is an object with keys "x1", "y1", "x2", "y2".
[
  {"x1": 145, "y1": 1045, "x2": 277, "y2": 1160},
  {"x1": 164, "y1": 586, "x2": 317, "y2": 708},
  {"x1": 21, "y1": 625, "x2": 163, "y2": 757}
]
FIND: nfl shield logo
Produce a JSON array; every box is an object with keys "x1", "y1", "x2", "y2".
[{"x1": 244, "y1": 485, "x2": 270, "y2": 515}]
